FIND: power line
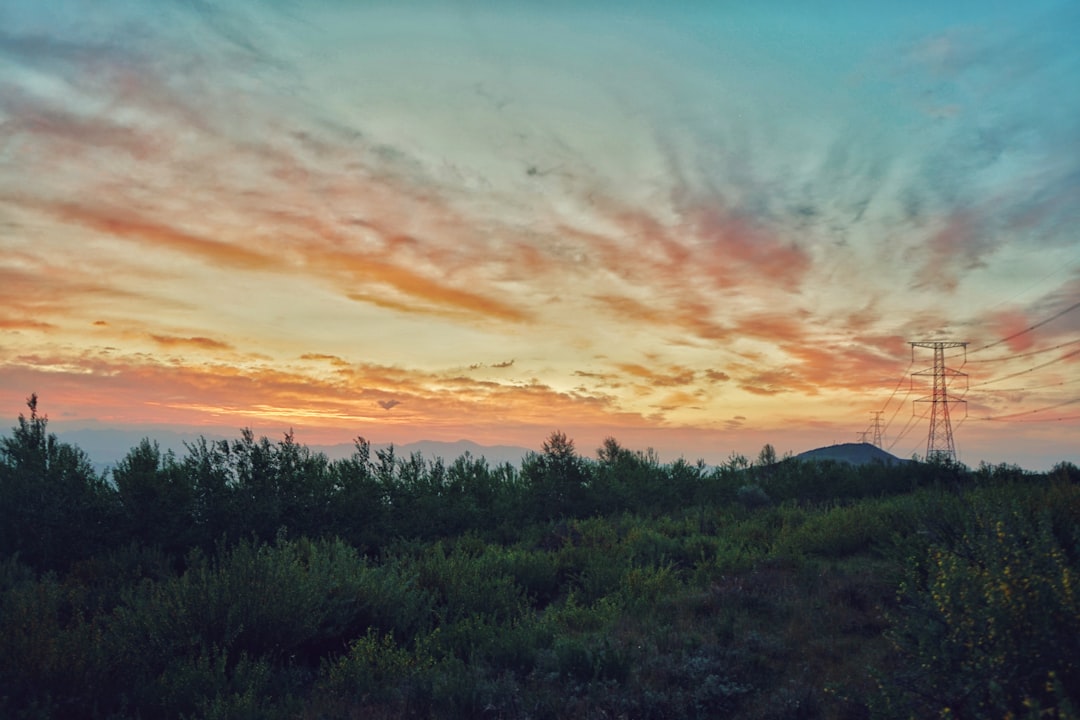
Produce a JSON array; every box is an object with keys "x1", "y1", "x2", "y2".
[
  {"x1": 980, "y1": 378, "x2": 1078, "y2": 393},
  {"x1": 992, "y1": 414, "x2": 1080, "y2": 423},
  {"x1": 882, "y1": 390, "x2": 911, "y2": 436},
  {"x1": 880, "y1": 360, "x2": 916, "y2": 436},
  {"x1": 879, "y1": 360, "x2": 915, "y2": 416},
  {"x1": 972, "y1": 246, "x2": 1080, "y2": 317},
  {"x1": 888, "y1": 404, "x2": 930, "y2": 453},
  {"x1": 965, "y1": 337, "x2": 1080, "y2": 364},
  {"x1": 949, "y1": 415, "x2": 969, "y2": 464},
  {"x1": 981, "y1": 396, "x2": 1080, "y2": 422},
  {"x1": 970, "y1": 299, "x2": 1080, "y2": 354},
  {"x1": 970, "y1": 347, "x2": 1080, "y2": 388}
]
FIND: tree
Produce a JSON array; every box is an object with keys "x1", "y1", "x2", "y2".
[
  {"x1": 756, "y1": 443, "x2": 778, "y2": 467},
  {"x1": 328, "y1": 437, "x2": 388, "y2": 549},
  {"x1": 523, "y1": 431, "x2": 591, "y2": 520},
  {"x1": 593, "y1": 437, "x2": 673, "y2": 515},
  {"x1": 113, "y1": 438, "x2": 195, "y2": 553},
  {"x1": 0, "y1": 395, "x2": 118, "y2": 569},
  {"x1": 182, "y1": 435, "x2": 236, "y2": 546}
]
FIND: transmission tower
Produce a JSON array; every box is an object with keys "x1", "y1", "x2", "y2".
[
  {"x1": 869, "y1": 411, "x2": 884, "y2": 449},
  {"x1": 910, "y1": 341, "x2": 968, "y2": 462},
  {"x1": 858, "y1": 412, "x2": 885, "y2": 447}
]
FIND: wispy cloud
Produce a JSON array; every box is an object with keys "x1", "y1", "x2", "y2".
[
  {"x1": 150, "y1": 335, "x2": 234, "y2": 352},
  {"x1": 0, "y1": 1, "x2": 1077, "y2": 467}
]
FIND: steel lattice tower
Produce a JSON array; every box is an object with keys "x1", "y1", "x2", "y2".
[
  {"x1": 870, "y1": 411, "x2": 884, "y2": 449},
  {"x1": 910, "y1": 341, "x2": 968, "y2": 462}
]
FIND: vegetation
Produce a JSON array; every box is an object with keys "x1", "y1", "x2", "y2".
[{"x1": 1, "y1": 395, "x2": 1078, "y2": 719}]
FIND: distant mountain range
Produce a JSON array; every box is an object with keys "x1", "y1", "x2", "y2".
[
  {"x1": 793, "y1": 442, "x2": 907, "y2": 466},
  {"x1": 311, "y1": 439, "x2": 532, "y2": 468},
  {"x1": 55, "y1": 428, "x2": 906, "y2": 476},
  {"x1": 55, "y1": 428, "x2": 533, "y2": 474}
]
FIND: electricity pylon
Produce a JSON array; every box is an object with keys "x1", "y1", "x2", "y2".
[
  {"x1": 869, "y1": 411, "x2": 884, "y2": 449},
  {"x1": 910, "y1": 341, "x2": 968, "y2": 463},
  {"x1": 858, "y1": 412, "x2": 885, "y2": 447}
]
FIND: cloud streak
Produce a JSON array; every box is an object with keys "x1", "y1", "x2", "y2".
[{"x1": 0, "y1": 1, "x2": 1077, "y2": 468}]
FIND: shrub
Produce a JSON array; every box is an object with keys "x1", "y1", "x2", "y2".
[
  {"x1": 0, "y1": 569, "x2": 103, "y2": 713},
  {"x1": 92, "y1": 536, "x2": 432, "y2": 717},
  {"x1": 777, "y1": 501, "x2": 895, "y2": 559},
  {"x1": 736, "y1": 484, "x2": 771, "y2": 509},
  {"x1": 155, "y1": 647, "x2": 292, "y2": 720},
  {"x1": 412, "y1": 543, "x2": 528, "y2": 625},
  {"x1": 883, "y1": 489, "x2": 1080, "y2": 718}
]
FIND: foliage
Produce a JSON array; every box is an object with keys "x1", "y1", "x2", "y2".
[
  {"x1": 2, "y1": 398, "x2": 1079, "y2": 719},
  {"x1": 883, "y1": 481, "x2": 1080, "y2": 719},
  {"x1": 0, "y1": 395, "x2": 119, "y2": 570}
]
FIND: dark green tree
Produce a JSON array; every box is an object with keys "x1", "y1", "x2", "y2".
[
  {"x1": 593, "y1": 437, "x2": 667, "y2": 514},
  {"x1": 328, "y1": 437, "x2": 388, "y2": 550},
  {"x1": 182, "y1": 435, "x2": 236, "y2": 547},
  {"x1": 113, "y1": 438, "x2": 196, "y2": 554},
  {"x1": 0, "y1": 395, "x2": 118, "y2": 569},
  {"x1": 523, "y1": 431, "x2": 591, "y2": 520}
]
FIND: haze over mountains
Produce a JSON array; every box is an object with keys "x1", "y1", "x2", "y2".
[
  {"x1": 57, "y1": 426, "x2": 906, "y2": 477},
  {"x1": 56, "y1": 427, "x2": 533, "y2": 474}
]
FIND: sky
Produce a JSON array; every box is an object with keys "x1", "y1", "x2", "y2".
[{"x1": 2, "y1": 0, "x2": 1079, "y2": 470}]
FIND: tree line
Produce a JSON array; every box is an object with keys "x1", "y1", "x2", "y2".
[{"x1": 0, "y1": 395, "x2": 938, "y2": 572}]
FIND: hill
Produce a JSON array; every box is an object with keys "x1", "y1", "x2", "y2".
[{"x1": 794, "y1": 441, "x2": 907, "y2": 466}]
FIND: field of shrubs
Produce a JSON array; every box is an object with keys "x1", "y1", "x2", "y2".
[{"x1": 2, "y1": 395, "x2": 1078, "y2": 719}]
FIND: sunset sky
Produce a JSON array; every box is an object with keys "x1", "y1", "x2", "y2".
[{"x1": 2, "y1": 1, "x2": 1079, "y2": 469}]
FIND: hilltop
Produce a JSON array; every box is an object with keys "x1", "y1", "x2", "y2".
[{"x1": 794, "y1": 441, "x2": 907, "y2": 466}]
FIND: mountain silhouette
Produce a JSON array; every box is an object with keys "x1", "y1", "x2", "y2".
[{"x1": 794, "y1": 442, "x2": 907, "y2": 466}]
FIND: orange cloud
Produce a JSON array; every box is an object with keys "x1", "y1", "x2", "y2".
[
  {"x1": 46, "y1": 202, "x2": 281, "y2": 271},
  {"x1": 684, "y1": 204, "x2": 811, "y2": 289},
  {"x1": 0, "y1": 318, "x2": 56, "y2": 331},
  {"x1": 592, "y1": 294, "x2": 672, "y2": 327},
  {"x1": 737, "y1": 368, "x2": 802, "y2": 396},
  {"x1": 323, "y1": 250, "x2": 528, "y2": 323},
  {"x1": 734, "y1": 312, "x2": 810, "y2": 344},
  {"x1": 912, "y1": 212, "x2": 990, "y2": 292},
  {"x1": 299, "y1": 353, "x2": 351, "y2": 367},
  {"x1": 0, "y1": 259, "x2": 154, "y2": 330},
  {"x1": 150, "y1": 334, "x2": 234, "y2": 351},
  {"x1": 616, "y1": 363, "x2": 697, "y2": 388},
  {"x1": 991, "y1": 310, "x2": 1037, "y2": 352},
  {"x1": 0, "y1": 347, "x2": 655, "y2": 445}
]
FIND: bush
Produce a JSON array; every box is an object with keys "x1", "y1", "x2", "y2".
[
  {"x1": 883, "y1": 487, "x2": 1080, "y2": 718},
  {"x1": 155, "y1": 647, "x2": 291, "y2": 720},
  {"x1": 0, "y1": 568, "x2": 103, "y2": 714},
  {"x1": 737, "y1": 484, "x2": 771, "y2": 509},
  {"x1": 323, "y1": 629, "x2": 437, "y2": 707}
]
